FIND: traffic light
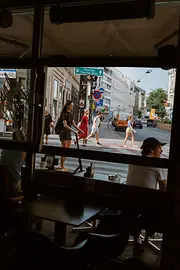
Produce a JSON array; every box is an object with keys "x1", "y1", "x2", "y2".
[
  {"x1": 87, "y1": 75, "x2": 98, "y2": 82},
  {"x1": 80, "y1": 85, "x2": 86, "y2": 98}
]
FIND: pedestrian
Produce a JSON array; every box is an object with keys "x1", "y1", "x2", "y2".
[
  {"x1": 123, "y1": 115, "x2": 136, "y2": 148},
  {"x1": 86, "y1": 111, "x2": 102, "y2": 145},
  {"x1": 44, "y1": 108, "x2": 53, "y2": 144},
  {"x1": 74, "y1": 109, "x2": 89, "y2": 147},
  {"x1": 58, "y1": 100, "x2": 83, "y2": 172}
]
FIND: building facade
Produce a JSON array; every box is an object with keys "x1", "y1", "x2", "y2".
[
  {"x1": 98, "y1": 67, "x2": 112, "y2": 117},
  {"x1": 98, "y1": 67, "x2": 136, "y2": 119},
  {"x1": 167, "y1": 69, "x2": 176, "y2": 108},
  {"x1": 45, "y1": 67, "x2": 80, "y2": 123},
  {"x1": 16, "y1": 68, "x2": 80, "y2": 124},
  {"x1": 133, "y1": 85, "x2": 146, "y2": 117},
  {"x1": 111, "y1": 68, "x2": 135, "y2": 116}
]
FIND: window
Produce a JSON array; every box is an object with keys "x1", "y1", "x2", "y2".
[
  {"x1": 65, "y1": 79, "x2": 71, "y2": 90},
  {"x1": 59, "y1": 84, "x2": 63, "y2": 100},
  {"x1": 53, "y1": 79, "x2": 58, "y2": 98}
]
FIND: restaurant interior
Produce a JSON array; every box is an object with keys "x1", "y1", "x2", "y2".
[{"x1": 0, "y1": 1, "x2": 180, "y2": 269}]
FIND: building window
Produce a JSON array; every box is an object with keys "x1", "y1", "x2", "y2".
[
  {"x1": 59, "y1": 84, "x2": 63, "y2": 100},
  {"x1": 62, "y1": 90, "x2": 65, "y2": 105},
  {"x1": 53, "y1": 79, "x2": 58, "y2": 99},
  {"x1": 66, "y1": 92, "x2": 68, "y2": 102},
  {"x1": 65, "y1": 79, "x2": 71, "y2": 90}
]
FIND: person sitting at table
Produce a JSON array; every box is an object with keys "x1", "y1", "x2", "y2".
[
  {"x1": 0, "y1": 129, "x2": 26, "y2": 197},
  {"x1": 127, "y1": 137, "x2": 167, "y2": 190},
  {"x1": 126, "y1": 137, "x2": 167, "y2": 252}
]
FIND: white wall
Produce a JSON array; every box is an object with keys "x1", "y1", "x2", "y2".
[
  {"x1": 167, "y1": 69, "x2": 176, "y2": 108},
  {"x1": 111, "y1": 68, "x2": 135, "y2": 114}
]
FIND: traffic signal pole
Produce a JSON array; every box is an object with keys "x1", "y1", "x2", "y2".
[{"x1": 86, "y1": 81, "x2": 91, "y2": 109}]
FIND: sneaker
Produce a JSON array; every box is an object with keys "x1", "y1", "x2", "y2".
[
  {"x1": 97, "y1": 142, "x2": 102, "y2": 145},
  {"x1": 58, "y1": 166, "x2": 69, "y2": 172}
]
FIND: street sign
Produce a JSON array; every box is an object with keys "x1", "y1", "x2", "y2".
[
  {"x1": 93, "y1": 90, "x2": 101, "y2": 100},
  {"x1": 0, "y1": 69, "x2": 16, "y2": 79},
  {"x1": 74, "y1": 67, "x2": 104, "y2": 77},
  {"x1": 96, "y1": 99, "x2": 103, "y2": 107},
  {"x1": 99, "y1": 87, "x2": 104, "y2": 94}
]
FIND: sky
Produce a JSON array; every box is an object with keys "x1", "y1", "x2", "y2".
[{"x1": 117, "y1": 68, "x2": 169, "y2": 93}]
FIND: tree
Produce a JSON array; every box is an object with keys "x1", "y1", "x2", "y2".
[
  {"x1": 138, "y1": 110, "x2": 142, "y2": 118},
  {"x1": 146, "y1": 88, "x2": 167, "y2": 119}
]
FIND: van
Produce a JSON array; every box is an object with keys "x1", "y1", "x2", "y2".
[{"x1": 115, "y1": 113, "x2": 129, "y2": 131}]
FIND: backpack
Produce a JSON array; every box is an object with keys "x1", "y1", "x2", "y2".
[{"x1": 55, "y1": 118, "x2": 63, "y2": 134}]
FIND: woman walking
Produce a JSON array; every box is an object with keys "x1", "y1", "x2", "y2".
[
  {"x1": 44, "y1": 108, "x2": 53, "y2": 144},
  {"x1": 75, "y1": 109, "x2": 89, "y2": 147},
  {"x1": 123, "y1": 115, "x2": 136, "y2": 148},
  {"x1": 58, "y1": 100, "x2": 83, "y2": 172}
]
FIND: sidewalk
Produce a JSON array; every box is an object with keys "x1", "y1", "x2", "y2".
[{"x1": 48, "y1": 123, "x2": 169, "y2": 158}]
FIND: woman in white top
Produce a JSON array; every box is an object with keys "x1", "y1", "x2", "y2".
[
  {"x1": 123, "y1": 115, "x2": 136, "y2": 148},
  {"x1": 86, "y1": 111, "x2": 102, "y2": 145}
]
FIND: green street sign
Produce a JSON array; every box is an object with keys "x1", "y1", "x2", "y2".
[{"x1": 74, "y1": 67, "x2": 104, "y2": 77}]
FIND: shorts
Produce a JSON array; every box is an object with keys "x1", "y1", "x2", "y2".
[
  {"x1": 126, "y1": 127, "x2": 132, "y2": 133},
  {"x1": 44, "y1": 126, "x2": 51, "y2": 136},
  {"x1": 91, "y1": 127, "x2": 99, "y2": 135},
  {"x1": 59, "y1": 131, "x2": 72, "y2": 141}
]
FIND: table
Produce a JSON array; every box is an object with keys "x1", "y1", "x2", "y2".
[{"x1": 15, "y1": 197, "x2": 103, "y2": 245}]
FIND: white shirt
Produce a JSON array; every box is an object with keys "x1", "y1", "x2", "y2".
[
  {"x1": 126, "y1": 164, "x2": 167, "y2": 190},
  {"x1": 93, "y1": 116, "x2": 100, "y2": 129}
]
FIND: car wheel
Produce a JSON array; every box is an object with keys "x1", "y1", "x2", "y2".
[{"x1": 140, "y1": 126, "x2": 143, "y2": 129}]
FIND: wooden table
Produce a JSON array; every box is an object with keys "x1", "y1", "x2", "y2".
[{"x1": 15, "y1": 197, "x2": 103, "y2": 245}]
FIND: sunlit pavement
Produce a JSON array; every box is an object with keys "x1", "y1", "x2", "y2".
[{"x1": 45, "y1": 122, "x2": 170, "y2": 158}]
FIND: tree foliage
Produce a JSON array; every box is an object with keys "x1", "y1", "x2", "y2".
[{"x1": 146, "y1": 88, "x2": 167, "y2": 118}]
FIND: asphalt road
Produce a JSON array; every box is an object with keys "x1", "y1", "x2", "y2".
[{"x1": 113, "y1": 125, "x2": 171, "y2": 144}]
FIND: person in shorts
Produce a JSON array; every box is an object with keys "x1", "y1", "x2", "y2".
[
  {"x1": 123, "y1": 115, "x2": 136, "y2": 148},
  {"x1": 86, "y1": 111, "x2": 102, "y2": 145},
  {"x1": 58, "y1": 100, "x2": 83, "y2": 172}
]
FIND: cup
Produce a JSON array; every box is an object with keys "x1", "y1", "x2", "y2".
[
  {"x1": 39, "y1": 161, "x2": 46, "y2": 169},
  {"x1": 116, "y1": 174, "x2": 121, "y2": 183}
]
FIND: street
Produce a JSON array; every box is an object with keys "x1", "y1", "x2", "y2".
[{"x1": 36, "y1": 122, "x2": 171, "y2": 183}]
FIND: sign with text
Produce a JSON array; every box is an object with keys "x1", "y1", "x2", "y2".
[{"x1": 74, "y1": 67, "x2": 104, "y2": 77}]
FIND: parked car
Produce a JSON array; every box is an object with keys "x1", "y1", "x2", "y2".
[
  {"x1": 147, "y1": 119, "x2": 157, "y2": 128},
  {"x1": 133, "y1": 119, "x2": 143, "y2": 129}
]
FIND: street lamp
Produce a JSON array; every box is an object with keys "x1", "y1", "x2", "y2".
[
  {"x1": 117, "y1": 105, "x2": 120, "y2": 113},
  {"x1": 137, "y1": 69, "x2": 152, "y2": 83}
]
